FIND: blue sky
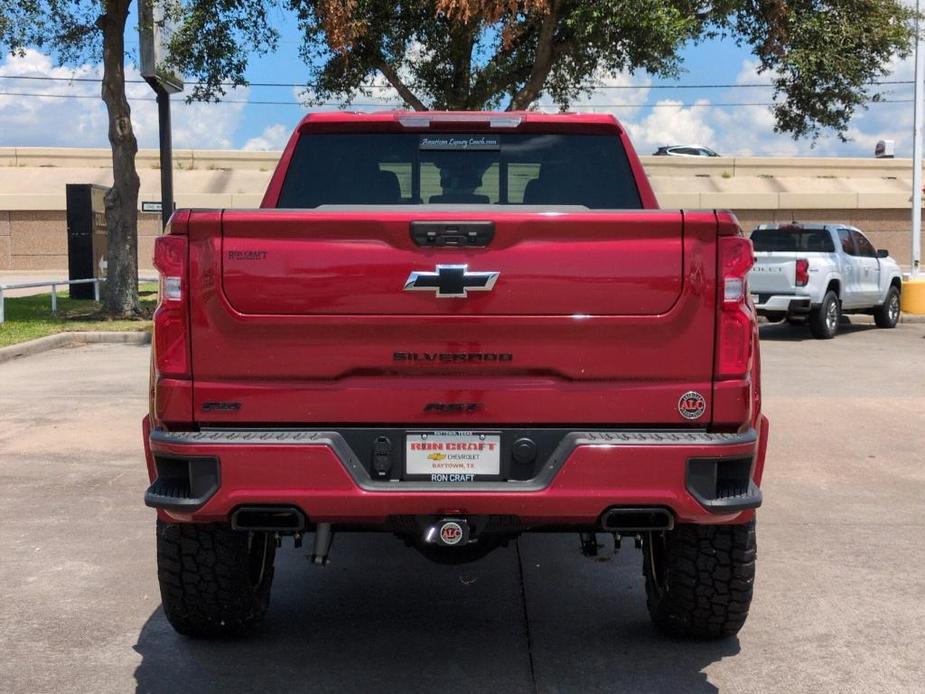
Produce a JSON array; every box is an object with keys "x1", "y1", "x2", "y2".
[{"x1": 0, "y1": 11, "x2": 916, "y2": 156}]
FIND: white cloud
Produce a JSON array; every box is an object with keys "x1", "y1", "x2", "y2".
[
  {"x1": 625, "y1": 99, "x2": 717, "y2": 155},
  {"x1": 243, "y1": 123, "x2": 290, "y2": 151},
  {"x1": 735, "y1": 58, "x2": 772, "y2": 86},
  {"x1": 295, "y1": 71, "x2": 403, "y2": 112},
  {"x1": 0, "y1": 49, "x2": 249, "y2": 149},
  {"x1": 295, "y1": 42, "x2": 427, "y2": 112},
  {"x1": 563, "y1": 56, "x2": 918, "y2": 157},
  {"x1": 2, "y1": 49, "x2": 918, "y2": 157},
  {"x1": 0, "y1": 50, "x2": 109, "y2": 146},
  {"x1": 555, "y1": 71, "x2": 653, "y2": 120}
]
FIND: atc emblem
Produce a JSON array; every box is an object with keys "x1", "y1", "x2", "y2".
[
  {"x1": 678, "y1": 391, "x2": 706, "y2": 420},
  {"x1": 439, "y1": 522, "x2": 464, "y2": 545}
]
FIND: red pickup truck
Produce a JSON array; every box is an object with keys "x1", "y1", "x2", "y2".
[{"x1": 144, "y1": 111, "x2": 768, "y2": 640}]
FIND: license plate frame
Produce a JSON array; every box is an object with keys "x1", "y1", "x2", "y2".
[{"x1": 404, "y1": 431, "x2": 502, "y2": 482}]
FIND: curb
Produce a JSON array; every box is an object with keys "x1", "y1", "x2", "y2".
[{"x1": 0, "y1": 330, "x2": 151, "y2": 365}]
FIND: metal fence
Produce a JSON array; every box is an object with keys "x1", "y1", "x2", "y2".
[{"x1": 0, "y1": 277, "x2": 157, "y2": 324}]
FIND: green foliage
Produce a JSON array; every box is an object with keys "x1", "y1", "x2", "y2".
[
  {"x1": 0, "y1": 0, "x2": 919, "y2": 143},
  {"x1": 0, "y1": 1, "x2": 104, "y2": 61},
  {"x1": 272, "y1": 0, "x2": 918, "y2": 140},
  {"x1": 726, "y1": 0, "x2": 919, "y2": 140},
  {"x1": 163, "y1": 0, "x2": 281, "y2": 101},
  {"x1": 283, "y1": 0, "x2": 702, "y2": 110}
]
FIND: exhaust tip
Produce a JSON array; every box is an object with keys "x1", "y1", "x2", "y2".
[
  {"x1": 599, "y1": 507, "x2": 674, "y2": 532},
  {"x1": 231, "y1": 506, "x2": 306, "y2": 533}
]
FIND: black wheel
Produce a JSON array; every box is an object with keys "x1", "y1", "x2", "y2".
[
  {"x1": 809, "y1": 290, "x2": 840, "y2": 339},
  {"x1": 643, "y1": 520, "x2": 756, "y2": 639},
  {"x1": 874, "y1": 286, "x2": 901, "y2": 328},
  {"x1": 156, "y1": 520, "x2": 276, "y2": 638}
]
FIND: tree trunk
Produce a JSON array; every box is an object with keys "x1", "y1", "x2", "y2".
[
  {"x1": 508, "y1": 1, "x2": 559, "y2": 111},
  {"x1": 378, "y1": 59, "x2": 428, "y2": 111},
  {"x1": 99, "y1": 0, "x2": 140, "y2": 317},
  {"x1": 446, "y1": 23, "x2": 475, "y2": 110}
]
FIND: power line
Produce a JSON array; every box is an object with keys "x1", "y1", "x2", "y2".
[
  {"x1": 0, "y1": 74, "x2": 398, "y2": 89},
  {"x1": 0, "y1": 89, "x2": 915, "y2": 108},
  {"x1": 0, "y1": 73, "x2": 915, "y2": 90}
]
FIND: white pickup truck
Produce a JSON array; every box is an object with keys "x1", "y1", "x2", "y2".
[{"x1": 748, "y1": 223, "x2": 903, "y2": 339}]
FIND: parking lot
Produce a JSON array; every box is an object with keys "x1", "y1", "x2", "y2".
[{"x1": 1, "y1": 317, "x2": 924, "y2": 694}]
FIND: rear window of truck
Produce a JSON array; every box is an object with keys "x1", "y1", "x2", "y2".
[
  {"x1": 750, "y1": 227, "x2": 835, "y2": 253},
  {"x1": 276, "y1": 133, "x2": 642, "y2": 209}
]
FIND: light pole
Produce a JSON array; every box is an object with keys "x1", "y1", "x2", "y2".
[
  {"x1": 153, "y1": 87, "x2": 175, "y2": 229},
  {"x1": 139, "y1": 1, "x2": 183, "y2": 229}
]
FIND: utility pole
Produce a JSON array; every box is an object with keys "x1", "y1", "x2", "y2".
[{"x1": 913, "y1": 0, "x2": 923, "y2": 276}]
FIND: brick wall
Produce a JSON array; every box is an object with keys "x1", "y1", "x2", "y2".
[
  {"x1": 734, "y1": 209, "x2": 917, "y2": 267},
  {"x1": 0, "y1": 210, "x2": 162, "y2": 272},
  {"x1": 0, "y1": 207, "x2": 919, "y2": 272}
]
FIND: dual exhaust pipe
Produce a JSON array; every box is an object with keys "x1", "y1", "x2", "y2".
[{"x1": 230, "y1": 505, "x2": 673, "y2": 535}]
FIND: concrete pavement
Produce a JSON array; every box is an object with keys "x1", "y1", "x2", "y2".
[{"x1": 1, "y1": 318, "x2": 924, "y2": 693}]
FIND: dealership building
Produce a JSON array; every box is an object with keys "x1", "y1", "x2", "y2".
[{"x1": 0, "y1": 147, "x2": 921, "y2": 272}]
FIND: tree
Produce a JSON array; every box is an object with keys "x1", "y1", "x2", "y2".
[
  {"x1": 0, "y1": 1, "x2": 277, "y2": 316},
  {"x1": 285, "y1": 0, "x2": 918, "y2": 141}
]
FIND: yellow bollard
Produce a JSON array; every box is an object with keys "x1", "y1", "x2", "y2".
[{"x1": 902, "y1": 277, "x2": 925, "y2": 315}]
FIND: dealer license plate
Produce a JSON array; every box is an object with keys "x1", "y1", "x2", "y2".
[{"x1": 405, "y1": 431, "x2": 501, "y2": 481}]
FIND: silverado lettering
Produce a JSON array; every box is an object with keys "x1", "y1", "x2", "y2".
[
  {"x1": 145, "y1": 111, "x2": 768, "y2": 641},
  {"x1": 423, "y1": 403, "x2": 481, "y2": 413},
  {"x1": 395, "y1": 352, "x2": 513, "y2": 362}
]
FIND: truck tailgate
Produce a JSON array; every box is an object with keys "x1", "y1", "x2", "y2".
[
  {"x1": 188, "y1": 209, "x2": 719, "y2": 426},
  {"x1": 221, "y1": 211, "x2": 681, "y2": 315},
  {"x1": 749, "y1": 253, "x2": 797, "y2": 294}
]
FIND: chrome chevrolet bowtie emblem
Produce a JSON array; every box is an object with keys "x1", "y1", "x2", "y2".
[{"x1": 403, "y1": 264, "x2": 499, "y2": 298}]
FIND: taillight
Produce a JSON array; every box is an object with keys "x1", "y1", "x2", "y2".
[
  {"x1": 153, "y1": 234, "x2": 189, "y2": 379},
  {"x1": 716, "y1": 235, "x2": 755, "y2": 380},
  {"x1": 795, "y1": 258, "x2": 809, "y2": 287}
]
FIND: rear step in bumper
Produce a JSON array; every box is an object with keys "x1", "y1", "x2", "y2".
[
  {"x1": 755, "y1": 296, "x2": 812, "y2": 314},
  {"x1": 143, "y1": 417, "x2": 768, "y2": 525}
]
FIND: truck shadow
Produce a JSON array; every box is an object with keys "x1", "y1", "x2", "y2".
[
  {"x1": 133, "y1": 533, "x2": 739, "y2": 694},
  {"x1": 758, "y1": 318, "x2": 878, "y2": 342}
]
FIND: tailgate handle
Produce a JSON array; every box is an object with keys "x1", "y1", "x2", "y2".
[{"x1": 410, "y1": 221, "x2": 494, "y2": 248}]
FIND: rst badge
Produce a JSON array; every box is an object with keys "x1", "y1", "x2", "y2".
[{"x1": 404, "y1": 265, "x2": 499, "y2": 298}]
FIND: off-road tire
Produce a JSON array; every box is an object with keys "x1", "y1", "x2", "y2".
[
  {"x1": 809, "y1": 290, "x2": 840, "y2": 339},
  {"x1": 643, "y1": 520, "x2": 756, "y2": 639},
  {"x1": 156, "y1": 520, "x2": 276, "y2": 638},
  {"x1": 874, "y1": 286, "x2": 901, "y2": 329}
]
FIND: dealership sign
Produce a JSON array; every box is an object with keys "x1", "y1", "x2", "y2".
[{"x1": 139, "y1": 0, "x2": 184, "y2": 94}]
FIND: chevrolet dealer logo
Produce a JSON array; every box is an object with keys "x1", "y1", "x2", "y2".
[{"x1": 403, "y1": 265, "x2": 499, "y2": 298}]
